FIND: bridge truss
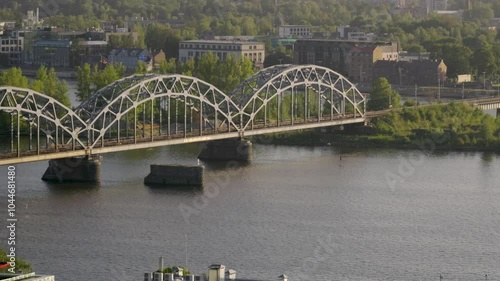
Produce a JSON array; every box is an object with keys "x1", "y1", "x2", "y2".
[{"x1": 0, "y1": 65, "x2": 366, "y2": 164}]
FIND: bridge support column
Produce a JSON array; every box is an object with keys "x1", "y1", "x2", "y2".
[
  {"x1": 198, "y1": 139, "x2": 252, "y2": 162},
  {"x1": 42, "y1": 155, "x2": 102, "y2": 183},
  {"x1": 144, "y1": 165, "x2": 204, "y2": 186},
  {"x1": 497, "y1": 108, "x2": 500, "y2": 118}
]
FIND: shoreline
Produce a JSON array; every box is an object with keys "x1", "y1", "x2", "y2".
[{"x1": 251, "y1": 131, "x2": 500, "y2": 153}]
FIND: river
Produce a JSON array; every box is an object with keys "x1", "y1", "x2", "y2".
[{"x1": 1, "y1": 143, "x2": 499, "y2": 281}]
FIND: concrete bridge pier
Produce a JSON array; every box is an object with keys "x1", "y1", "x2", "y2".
[
  {"x1": 42, "y1": 155, "x2": 102, "y2": 183},
  {"x1": 497, "y1": 108, "x2": 500, "y2": 118},
  {"x1": 198, "y1": 139, "x2": 252, "y2": 162}
]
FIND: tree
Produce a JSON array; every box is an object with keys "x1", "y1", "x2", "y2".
[
  {"x1": 30, "y1": 66, "x2": 70, "y2": 107},
  {"x1": 158, "y1": 58, "x2": 177, "y2": 74},
  {"x1": 0, "y1": 67, "x2": 28, "y2": 88},
  {"x1": 217, "y1": 56, "x2": 255, "y2": 93},
  {"x1": 93, "y1": 64, "x2": 122, "y2": 91},
  {"x1": 76, "y1": 63, "x2": 93, "y2": 101},
  {"x1": 480, "y1": 115, "x2": 496, "y2": 146},
  {"x1": 368, "y1": 77, "x2": 401, "y2": 111},
  {"x1": 195, "y1": 52, "x2": 219, "y2": 84},
  {"x1": 135, "y1": 61, "x2": 149, "y2": 74}
]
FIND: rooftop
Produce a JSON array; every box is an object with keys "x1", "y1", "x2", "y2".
[
  {"x1": 34, "y1": 40, "x2": 71, "y2": 47},
  {"x1": 180, "y1": 40, "x2": 264, "y2": 45}
]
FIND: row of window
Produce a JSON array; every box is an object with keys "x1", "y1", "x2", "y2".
[
  {"x1": 180, "y1": 43, "x2": 262, "y2": 51},
  {"x1": 181, "y1": 43, "x2": 242, "y2": 50},
  {"x1": 1, "y1": 39, "x2": 22, "y2": 45},
  {"x1": 1, "y1": 46, "x2": 22, "y2": 52}
]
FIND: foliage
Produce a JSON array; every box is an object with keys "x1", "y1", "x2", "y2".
[
  {"x1": 162, "y1": 266, "x2": 191, "y2": 275},
  {"x1": 157, "y1": 58, "x2": 177, "y2": 74},
  {"x1": 0, "y1": 248, "x2": 32, "y2": 274},
  {"x1": 29, "y1": 66, "x2": 71, "y2": 107},
  {"x1": 373, "y1": 102, "x2": 500, "y2": 148},
  {"x1": 368, "y1": 78, "x2": 401, "y2": 110},
  {"x1": 0, "y1": 68, "x2": 28, "y2": 88},
  {"x1": 76, "y1": 63, "x2": 126, "y2": 101}
]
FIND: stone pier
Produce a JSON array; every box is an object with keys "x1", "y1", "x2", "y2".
[
  {"x1": 144, "y1": 164, "x2": 204, "y2": 186},
  {"x1": 198, "y1": 139, "x2": 252, "y2": 162},
  {"x1": 42, "y1": 155, "x2": 102, "y2": 182}
]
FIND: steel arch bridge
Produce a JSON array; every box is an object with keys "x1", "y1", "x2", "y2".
[{"x1": 0, "y1": 65, "x2": 367, "y2": 165}]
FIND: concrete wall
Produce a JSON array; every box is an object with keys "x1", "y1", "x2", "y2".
[
  {"x1": 144, "y1": 164, "x2": 204, "y2": 186},
  {"x1": 41, "y1": 156, "x2": 101, "y2": 182}
]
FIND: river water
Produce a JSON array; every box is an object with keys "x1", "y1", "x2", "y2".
[
  {"x1": 1, "y1": 81, "x2": 499, "y2": 281},
  {"x1": 1, "y1": 143, "x2": 499, "y2": 281}
]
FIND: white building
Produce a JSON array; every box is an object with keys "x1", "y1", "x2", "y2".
[
  {"x1": 0, "y1": 31, "x2": 24, "y2": 66},
  {"x1": 178, "y1": 40, "x2": 265, "y2": 68},
  {"x1": 23, "y1": 9, "x2": 44, "y2": 30},
  {"x1": 278, "y1": 25, "x2": 312, "y2": 38},
  {"x1": 347, "y1": 32, "x2": 377, "y2": 41}
]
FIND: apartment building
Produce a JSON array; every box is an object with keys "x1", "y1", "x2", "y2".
[
  {"x1": 346, "y1": 42, "x2": 399, "y2": 83},
  {"x1": 294, "y1": 39, "x2": 399, "y2": 77},
  {"x1": 278, "y1": 25, "x2": 312, "y2": 38},
  {"x1": 0, "y1": 31, "x2": 24, "y2": 66},
  {"x1": 179, "y1": 40, "x2": 265, "y2": 68}
]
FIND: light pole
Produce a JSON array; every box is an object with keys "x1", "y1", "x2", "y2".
[{"x1": 483, "y1": 71, "x2": 487, "y2": 89}]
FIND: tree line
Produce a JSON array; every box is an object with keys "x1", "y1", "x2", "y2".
[
  {"x1": 75, "y1": 53, "x2": 256, "y2": 101},
  {"x1": 5, "y1": 1, "x2": 500, "y2": 80}
]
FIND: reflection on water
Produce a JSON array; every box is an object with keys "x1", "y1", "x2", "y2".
[{"x1": 0, "y1": 143, "x2": 499, "y2": 281}]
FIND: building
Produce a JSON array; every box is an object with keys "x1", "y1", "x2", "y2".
[
  {"x1": 23, "y1": 9, "x2": 44, "y2": 30},
  {"x1": 347, "y1": 32, "x2": 377, "y2": 41},
  {"x1": 74, "y1": 40, "x2": 108, "y2": 67},
  {"x1": 0, "y1": 272, "x2": 54, "y2": 281},
  {"x1": 152, "y1": 50, "x2": 167, "y2": 69},
  {"x1": 294, "y1": 39, "x2": 399, "y2": 76},
  {"x1": 0, "y1": 21, "x2": 16, "y2": 35},
  {"x1": 399, "y1": 51, "x2": 431, "y2": 61},
  {"x1": 108, "y1": 48, "x2": 152, "y2": 71},
  {"x1": 0, "y1": 31, "x2": 24, "y2": 66},
  {"x1": 33, "y1": 40, "x2": 72, "y2": 68},
  {"x1": 144, "y1": 258, "x2": 287, "y2": 281},
  {"x1": 373, "y1": 59, "x2": 447, "y2": 86},
  {"x1": 426, "y1": 0, "x2": 447, "y2": 12},
  {"x1": 347, "y1": 42, "x2": 399, "y2": 83},
  {"x1": 178, "y1": 40, "x2": 266, "y2": 68},
  {"x1": 278, "y1": 25, "x2": 312, "y2": 38}
]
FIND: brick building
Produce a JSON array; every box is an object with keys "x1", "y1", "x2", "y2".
[
  {"x1": 373, "y1": 60, "x2": 447, "y2": 86},
  {"x1": 294, "y1": 39, "x2": 399, "y2": 77}
]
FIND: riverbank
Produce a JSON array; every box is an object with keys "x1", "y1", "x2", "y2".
[
  {"x1": 252, "y1": 129, "x2": 500, "y2": 152},
  {"x1": 252, "y1": 102, "x2": 500, "y2": 152}
]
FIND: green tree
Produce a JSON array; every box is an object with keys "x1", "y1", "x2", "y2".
[
  {"x1": 76, "y1": 63, "x2": 93, "y2": 101},
  {"x1": 368, "y1": 77, "x2": 401, "y2": 111},
  {"x1": 195, "y1": 52, "x2": 219, "y2": 84},
  {"x1": 135, "y1": 61, "x2": 149, "y2": 74},
  {"x1": 0, "y1": 248, "x2": 31, "y2": 274},
  {"x1": 158, "y1": 58, "x2": 177, "y2": 74},
  {"x1": 0, "y1": 67, "x2": 28, "y2": 88},
  {"x1": 30, "y1": 66, "x2": 70, "y2": 107},
  {"x1": 480, "y1": 115, "x2": 496, "y2": 146},
  {"x1": 93, "y1": 64, "x2": 122, "y2": 90}
]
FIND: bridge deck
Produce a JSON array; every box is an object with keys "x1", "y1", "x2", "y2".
[{"x1": 0, "y1": 117, "x2": 366, "y2": 165}]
